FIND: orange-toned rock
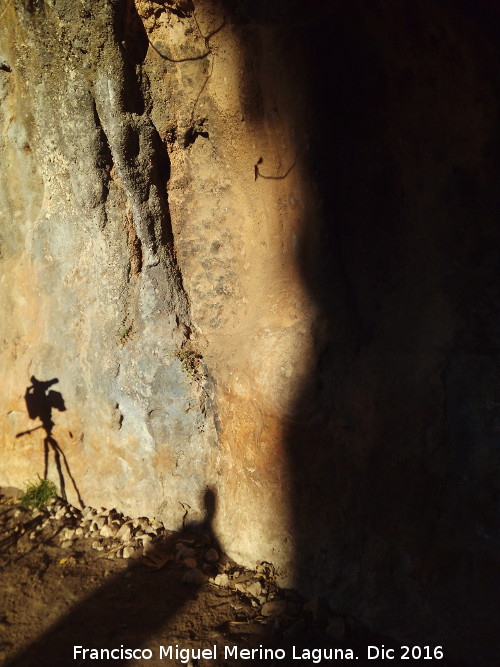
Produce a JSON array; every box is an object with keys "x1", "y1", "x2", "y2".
[{"x1": 1, "y1": 2, "x2": 500, "y2": 665}]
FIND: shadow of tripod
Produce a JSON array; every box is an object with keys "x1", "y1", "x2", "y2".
[{"x1": 16, "y1": 376, "x2": 84, "y2": 508}]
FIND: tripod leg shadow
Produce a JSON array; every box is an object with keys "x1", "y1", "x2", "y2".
[{"x1": 44, "y1": 434, "x2": 85, "y2": 509}]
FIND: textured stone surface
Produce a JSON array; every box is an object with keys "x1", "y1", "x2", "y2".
[
  {"x1": 0, "y1": 0, "x2": 217, "y2": 528},
  {"x1": 1, "y1": 1, "x2": 499, "y2": 664}
]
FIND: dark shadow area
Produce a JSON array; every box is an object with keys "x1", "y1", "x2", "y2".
[
  {"x1": 16, "y1": 377, "x2": 84, "y2": 509},
  {"x1": 3, "y1": 488, "x2": 220, "y2": 667},
  {"x1": 226, "y1": 0, "x2": 500, "y2": 664},
  {"x1": 287, "y1": 2, "x2": 500, "y2": 665},
  {"x1": 1, "y1": 482, "x2": 453, "y2": 667},
  {"x1": 185, "y1": 488, "x2": 222, "y2": 554},
  {"x1": 118, "y1": 0, "x2": 149, "y2": 112}
]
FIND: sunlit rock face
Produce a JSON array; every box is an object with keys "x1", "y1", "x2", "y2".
[
  {"x1": 0, "y1": 0, "x2": 217, "y2": 528},
  {"x1": 0, "y1": 0, "x2": 313, "y2": 575},
  {"x1": 1, "y1": 0, "x2": 499, "y2": 663}
]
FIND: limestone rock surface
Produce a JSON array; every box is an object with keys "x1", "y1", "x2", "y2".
[{"x1": 1, "y1": 1, "x2": 499, "y2": 665}]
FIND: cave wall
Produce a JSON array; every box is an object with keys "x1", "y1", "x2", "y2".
[{"x1": 1, "y1": 0, "x2": 499, "y2": 663}]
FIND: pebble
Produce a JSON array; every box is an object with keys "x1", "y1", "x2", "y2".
[
  {"x1": 116, "y1": 523, "x2": 132, "y2": 542},
  {"x1": 143, "y1": 548, "x2": 169, "y2": 568},
  {"x1": 100, "y1": 524, "x2": 117, "y2": 538},
  {"x1": 228, "y1": 621, "x2": 264, "y2": 636},
  {"x1": 244, "y1": 580, "x2": 264, "y2": 600},
  {"x1": 183, "y1": 557, "x2": 197, "y2": 569},
  {"x1": 204, "y1": 548, "x2": 219, "y2": 563},
  {"x1": 261, "y1": 600, "x2": 288, "y2": 617},
  {"x1": 61, "y1": 540, "x2": 74, "y2": 549},
  {"x1": 141, "y1": 537, "x2": 155, "y2": 554},
  {"x1": 182, "y1": 569, "x2": 206, "y2": 585},
  {"x1": 212, "y1": 573, "x2": 230, "y2": 587},
  {"x1": 122, "y1": 546, "x2": 135, "y2": 559},
  {"x1": 91, "y1": 541, "x2": 104, "y2": 551},
  {"x1": 176, "y1": 545, "x2": 196, "y2": 562}
]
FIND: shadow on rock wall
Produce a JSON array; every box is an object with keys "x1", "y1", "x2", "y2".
[
  {"x1": 217, "y1": 0, "x2": 499, "y2": 662},
  {"x1": 276, "y1": 1, "x2": 500, "y2": 664},
  {"x1": 16, "y1": 376, "x2": 84, "y2": 509}
]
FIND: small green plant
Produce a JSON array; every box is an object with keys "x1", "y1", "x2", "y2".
[
  {"x1": 175, "y1": 347, "x2": 203, "y2": 378},
  {"x1": 118, "y1": 325, "x2": 133, "y2": 342},
  {"x1": 21, "y1": 476, "x2": 57, "y2": 510}
]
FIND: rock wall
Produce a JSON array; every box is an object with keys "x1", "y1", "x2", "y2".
[
  {"x1": 0, "y1": 0, "x2": 218, "y2": 527},
  {"x1": 1, "y1": 0, "x2": 499, "y2": 663}
]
